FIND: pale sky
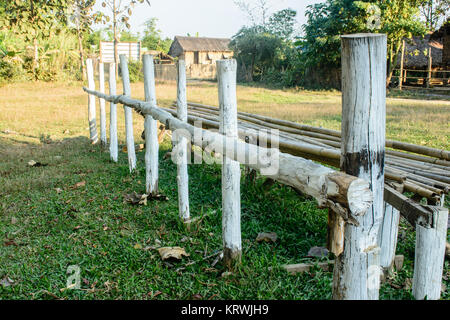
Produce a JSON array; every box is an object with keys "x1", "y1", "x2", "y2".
[{"x1": 94, "y1": 0, "x2": 324, "y2": 39}]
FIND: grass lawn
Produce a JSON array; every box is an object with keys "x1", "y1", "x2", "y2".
[{"x1": 0, "y1": 81, "x2": 449, "y2": 300}]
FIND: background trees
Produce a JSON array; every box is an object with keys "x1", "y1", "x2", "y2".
[
  {"x1": 96, "y1": 0, "x2": 149, "y2": 75},
  {"x1": 0, "y1": 0, "x2": 70, "y2": 78},
  {"x1": 141, "y1": 18, "x2": 172, "y2": 53}
]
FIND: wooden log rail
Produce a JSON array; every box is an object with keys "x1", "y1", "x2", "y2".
[{"x1": 83, "y1": 85, "x2": 373, "y2": 220}]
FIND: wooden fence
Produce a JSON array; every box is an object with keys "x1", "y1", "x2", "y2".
[{"x1": 83, "y1": 33, "x2": 448, "y2": 300}]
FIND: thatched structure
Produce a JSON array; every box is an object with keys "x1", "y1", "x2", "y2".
[
  {"x1": 400, "y1": 34, "x2": 443, "y2": 69},
  {"x1": 168, "y1": 36, "x2": 233, "y2": 67}
]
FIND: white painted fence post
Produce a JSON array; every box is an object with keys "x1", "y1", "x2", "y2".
[
  {"x1": 99, "y1": 62, "x2": 107, "y2": 146},
  {"x1": 176, "y1": 59, "x2": 190, "y2": 222},
  {"x1": 217, "y1": 59, "x2": 241, "y2": 269},
  {"x1": 86, "y1": 58, "x2": 98, "y2": 144},
  {"x1": 109, "y1": 62, "x2": 118, "y2": 162},
  {"x1": 378, "y1": 204, "x2": 400, "y2": 271},
  {"x1": 413, "y1": 206, "x2": 448, "y2": 300},
  {"x1": 333, "y1": 34, "x2": 387, "y2": 300},
  {"x1": 119, "y1": 54, "x2": 137, "y2": 172},
  {"x1": 142, "y1": 55, "x2": 159, "y2": 195}
]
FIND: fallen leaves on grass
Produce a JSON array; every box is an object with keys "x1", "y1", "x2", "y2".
[
  {"x1": 71, "y1": 181, "x2": 86, "y2": 189},
  {"x1": 124, "y1": 192, "x2": 148, "y2": 205},
  {"x1": 124, "y1": 192, "x2": 169, "y2": 206},
  {"x1": 157, "y1": 247, "x2": 189, "y2": 261},
  {"x1": 256, "y1": 232, "x2": 278, "y2": 243},
  {"x1": 4, "y1": 239, "x2": 18, "y2": 246},
  {"x1": 0, "y1": 277, "x2": 14, "y2": 287},
  {"x1": 27, "y1": 160, "x2": 48, "y2": 167}
]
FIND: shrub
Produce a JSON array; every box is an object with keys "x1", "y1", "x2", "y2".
[
  {"x1": 0, "y1": 59, "x2": 26, "y2": 82},
  {"x1": 119, "y1": 60, "x2": 143, "y2": 83}
]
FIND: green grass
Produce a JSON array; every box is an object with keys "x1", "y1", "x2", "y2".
[{"x1": 0, "y1": 81, "x2": 449, "y2": 300}]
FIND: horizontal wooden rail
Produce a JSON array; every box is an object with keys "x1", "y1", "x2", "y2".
[{"x1": 83, "y1": 87, "x2": 373, "y2": 220}]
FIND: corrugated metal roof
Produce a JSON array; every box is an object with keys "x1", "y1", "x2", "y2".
[{"x1": 172, "y1": 36, "x2": 232, "y2": 52}]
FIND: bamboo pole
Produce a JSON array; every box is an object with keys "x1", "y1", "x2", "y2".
[
  {"x1": 333, "y1": 34, "x2": 387, "y2": 300},
  {"x1": 164, "y1": 106, "x2": 448, "y2": 197},
  {"x1": 218, "y1": 60, "x2": 242, "y2": 269},
  {"x1": 184, "y1": 102, "x2": 450, "y2": 161},
  {"x1": 119, "y1": 55, "x2": 137, "y2": 172},
  {"x1": 99, "y1": 62, "x2": 107, "y2": 146},
  {"x1": 86, "y1": 59, "x2": 98, "y2": 144},
  {"x1": 142, "y1": 54, "x2": 159, "y2": 195},
  {"x1": 108, "y1": 62, "x2": 118, "y2": 162},
  {"x1": 175, "y1": 59, "x2": 190, "y2": 223}
]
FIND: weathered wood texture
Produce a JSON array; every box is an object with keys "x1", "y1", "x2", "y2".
[
  {"x1": 327, "y1": 210, "x2": 345, "y2": 256},
  {"x1": 333, "y1": 34, "x2": 387, "y2": 300},
  {"x1": 86, "y1": 59, "x2": 98, "y2": 144},
  {"x1": 83, "y1": 87, "x2": 374, "y2": 222},
  {"x1": 99, "y1": 62, "x2": 107, "y2": 146},
  {"x1": 378, "y1": 203, "x2": 400, "y2": 270},
  {"x1": 119, "y1": 55, "x2": 137, "y2": 172},
  {"x1": 218, "y1": 60, "x2": 242, "y2": 268},
  {"x1": 412, "y1": 206, "x2": 448, "y2": 300},
  {"x1": 108, "y1": 63, "x2": 118, "y2": 162},
  {"x1": 142, "y1": 55, "x2": 159, "y2": 195},
  {"x1": 175, "y1": 59, "x2": 190, "y2": 222}
]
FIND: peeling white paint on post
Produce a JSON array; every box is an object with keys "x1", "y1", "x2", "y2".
[
  {"x1": 175, "y1": 59, "x2": 190, "y2": 222},
  {"x1": 413, "y1": 206, "x2": 448, "y2": 300},
  {"x1": 142, "y1": 55, "x2": 159, "y2": 195},
  {"x1": 333, "y1": 34, "x2": 387, "y2": 300},
  {"x1": 217, "y1": 59, "x2": 241, "y2": 268},
  {"x1": 109, "y1": 62, "x2": 118, "y2": 162},
  {"x1": 119, "y1": 55, "x2": 137, "y2": 172},
  {"x1": 378, "y1": 203, "x2": 400, "y2": 270},
  {"x1": 99, "y1": 62, "x2": 107, "y2": 146},
  {"x1": 86, "y1": 59, "x2": 98, "y2": 144}
]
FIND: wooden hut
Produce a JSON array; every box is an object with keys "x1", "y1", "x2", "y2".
[{"x1": 168, "y1": 36, "x2": 234, "y2": 79}]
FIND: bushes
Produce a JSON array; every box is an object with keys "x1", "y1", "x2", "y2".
[
  {"x1": 0, "y1": 59, "x2": 26, "y2": 83},
  {"x1": 119, "y1": 60, "x2": 143, "y2": 83}
]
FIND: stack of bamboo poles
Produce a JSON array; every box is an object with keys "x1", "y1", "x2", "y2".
[{"x1": 163, "y1": 101, "x2": 450, "y2": 205}]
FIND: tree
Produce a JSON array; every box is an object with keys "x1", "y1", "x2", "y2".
[
  {"x1": 230, "y1": 26, "x2": 285, "y2": 81},
  {"x1": 301, "y1": 0, "x2": 427, "y2": 87},
  {"x1": 419, "y1": 0, "x2": 450, "y2": 30},
  {"x1": 141, "y1": 18, "x2": 172, "y2": 53},
  {"x1": 0, "y1": 0, "x2": 69, "y2": 77},
  {"x1": 68, "y1": 0, "x2": 97, "y2": 80},
  {"x1": 267, "y1": 8, "x2": 297, "y2": 39},
  {"x1": 234, "y1": 0, "x2": 271, "y2": 27},
  {"x1": 97, "y1": 0, "x2": 150, "y2": 75}
]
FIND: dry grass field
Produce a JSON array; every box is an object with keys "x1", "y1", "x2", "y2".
[{"x1": 0, "y1": 80, "x2": 449, "y2": 300}]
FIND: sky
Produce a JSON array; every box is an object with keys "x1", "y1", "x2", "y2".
[{"x1": 93, "y1": 0, "x2": 325, "y2": 39}]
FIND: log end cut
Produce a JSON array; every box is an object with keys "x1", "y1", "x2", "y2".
[{"x1": 347, "y1": 178, "x2": 373, "y2": 216}]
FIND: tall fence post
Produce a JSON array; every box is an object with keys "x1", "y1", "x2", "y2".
[
  {"x1": 109, "y1": 62, "x2": 118, "y2": 162},
  {"x1": 176, "y1": 59, "x2": 190, "y2": 222},
  {"x1": 333, "y1": 34, "x2": 387, "y2": 300},
  {"x1": 378, "y1": 204, "x2": 400, "y2": 272},
  {"x1": 413, "y1": 206, "x2": 448, "y2": 300},
  {"x1": 142, "y1": 55, "x2": 159, "y2": 195},
  {"x1": 217, "y1": 59, "x2": 241, "y2": 269},
  {"x1": 119, "y1": 54, "x2": 137, "y2": 172},
  {"x1": 86, "y1": 58, "x2": 98, "y2": 144},
  {"x1": 99, "y1": 62, "x2": 107, "y2": 146}
]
